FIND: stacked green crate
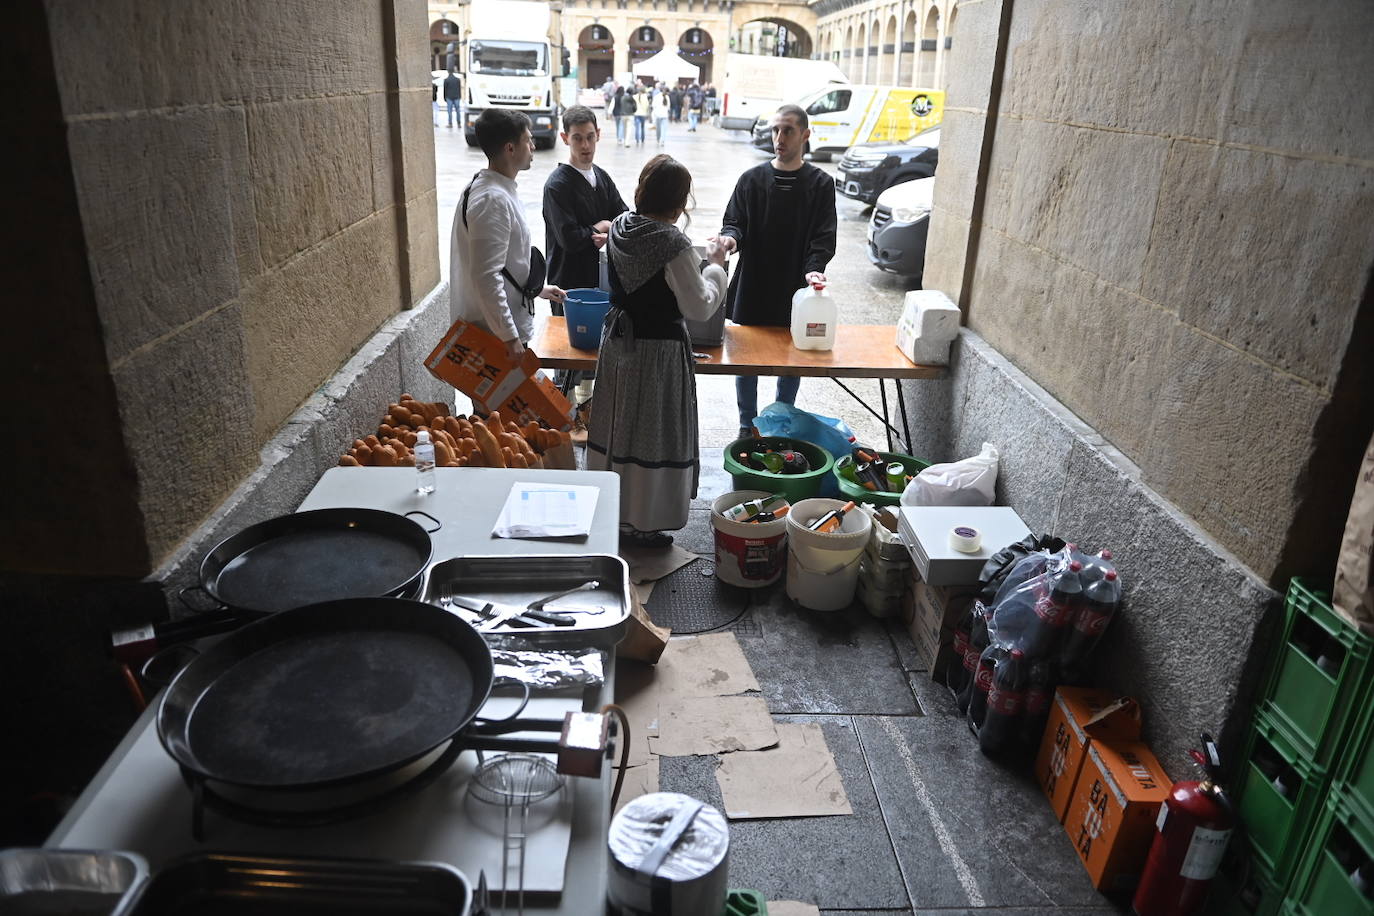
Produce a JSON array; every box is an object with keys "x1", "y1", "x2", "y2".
[
  {"x1": 1225, "y1": 579, "x2": 1374, "y2": 905},
  {"x1": 1283, "y1": 786, "x2": 1374, "y2": 915},
  {"x1": 1259, "y1": 580, "x2": 1373, "y2": 766}
]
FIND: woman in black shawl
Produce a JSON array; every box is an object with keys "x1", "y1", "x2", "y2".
[{"x1": 587, "y1": 155, "x2": 728, "y2": 548}]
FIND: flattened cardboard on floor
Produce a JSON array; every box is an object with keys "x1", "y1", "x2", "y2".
[
  {"x1": 649, "y1": 695, "x2": 778, "y2": 757},
  {"x1": 767, "y1": 903, "x2": 821, "y2": 916},
  {"x1": 714, "y1": 722, "x2": 853, "y2": 819},
  {"x1": 614, "y1": 660, "x2": 661, "y2": 767},
  {"x1": 620, "y1": 544, "x2": 701, "y2": 584},
  {"x1": 614, "y1": 758, "x2": 660, "y2": 816},
  {"x1": 656, "y1": 632, "x2": 761, "y2": 698}
]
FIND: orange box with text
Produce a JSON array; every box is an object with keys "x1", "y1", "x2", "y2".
[
  {"x1": 425, "y1": 320, "x2": 574, "y2": 430},
  {"x1": 1063, "y1": 739, "x2": 1171, "y2": 892},
  {"x1": 1034, "y1": 686, "x2": 1143, "y2": 822}
]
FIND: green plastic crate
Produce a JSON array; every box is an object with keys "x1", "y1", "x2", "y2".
[
  {"x1": 1337, "y1": 676, "x2": 1374, "y2": 827},
  {"x1": 1259, "y1": 579, "x2": 1373, "y2": 766},
  {"x1": 1211, "y1": 854, "x2": 1287, "y2": 916},
  {"x1": 723, "y1": 888, "x2": 768, "y2": 915},
  {"x1": 1285, "y1": 785, "x2": 1374, "y2": 916},
  {"x1": 1235, "y1": 708, "x2": 1330, "y2": 878}
]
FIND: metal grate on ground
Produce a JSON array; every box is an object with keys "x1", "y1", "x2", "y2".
[{"x1": 643, "y1": 560, "x2": 751, "y2": 634}]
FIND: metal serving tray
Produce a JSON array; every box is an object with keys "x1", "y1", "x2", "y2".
[
  {"x1": 115, "y1": 853, "x2": 471, "y2": 915},
  {"x1": 423, "y1": 553, "x2": 630, "y2": 647},
  {"x1": 1, "y1": 847, "x2": 148, "y2": 915}
]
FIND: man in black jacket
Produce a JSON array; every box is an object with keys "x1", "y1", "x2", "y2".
[
  {"x1": 542, "y1": 105, "x2": 629, "y2": 395},
  {"x1": 714, "y1": 103, "x2": 837, "y2": 437},
  {"x1": 442, "y1": 70, "x2": 462, "y2": 128}
]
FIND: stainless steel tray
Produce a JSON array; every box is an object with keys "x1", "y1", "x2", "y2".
[
  {"x1": 423, "y1": 553, "x2": 630, "y2": 647},
  {"x1": 1, "y1": 847, "x2": 148, "y2": 915}
]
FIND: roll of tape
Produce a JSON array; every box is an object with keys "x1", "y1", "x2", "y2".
[{"x1": 948, "y1": 525, "x2": 983, "y2": 553}]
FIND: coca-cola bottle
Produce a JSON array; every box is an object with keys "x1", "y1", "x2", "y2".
[
  {"x1": 1025, "y1": 561, "x2": 1084, "y2": 658},
  {"x1": 1020, "y1": 658, "x2": 1055, "y2": 750},
  {"x1": 980, "y1": 648, "x2": 1028, "y2": 755},
  {"x1": 954, "y1": 602, "x2": 990, "y2": 714},
  {"x1": 967, "y1": 645, "x2": 1005, "y2": 730},
  {"x1": 946, "y1": 603, "x2": 976, "y2": 697},
  {"x1": 1058, "y1": 569, "x2": 1119, "y2": 668},
  {"x1": 1078, "y1": 548, "x2": 1116, "y2": 586}
]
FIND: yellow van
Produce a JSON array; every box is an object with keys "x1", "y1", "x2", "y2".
[{"x1": 751, "y1": 85, "x2": 944, "y2": 160}]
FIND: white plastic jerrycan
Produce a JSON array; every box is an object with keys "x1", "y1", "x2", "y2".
[{"x1": 790, "y1": 281, "x2": 837, "y2": 351}]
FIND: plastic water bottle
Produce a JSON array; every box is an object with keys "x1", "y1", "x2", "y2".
[
  {"x1": 790, "y1": 281, "x2": 837, "y2": 350},
  {"x1": 414, "y1": 430, "x2": 436, "y2": 495}
]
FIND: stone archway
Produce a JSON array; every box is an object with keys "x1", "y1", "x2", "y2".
[
  {"x1": 843, "y1": 24, "x2": 854, "y2": 79},
  {"x1": 628, "y1": 23, "x2": 664, "y2": 83},
  {"x1": 856, "y1": 20, "x2": 867, "y2": 82},
  {"x1": 430, "y1": 19, "x2": 460, "y2": 74},
  {"x1": 942, "y1": 3, "x2": 957, "y2": 89},
  {"x1": 880, "y1": 14, "x2": 897, "y2": 85},
  {"x1": 918, "y1": 5, "x2": 939, "y2": 86},
  {"x1": 577, "y1": 23, "x2": 615, "y2": 89},
  {"x1": 734, "y1": 16, "x2": 814, "y2": 59},
  {"x1": 678, "y1": 25, "x2": 714, "y2": 85},
  {"x1": 899, "y1": 9, "x2": 917, "y2": 86}
]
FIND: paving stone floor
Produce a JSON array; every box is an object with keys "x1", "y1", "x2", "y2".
[{"x1": 624, "y1": 447, "x2": 1129, "y2": 915}]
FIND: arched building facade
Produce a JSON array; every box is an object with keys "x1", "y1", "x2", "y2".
[{"x1": 811, "y1": 0, "x2": 958, "y2": 89}]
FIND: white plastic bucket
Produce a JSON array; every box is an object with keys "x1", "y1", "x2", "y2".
[
  {"x1": 784, "y1": 498, "x2": 872, "y2": 611},
  {"x1": 711, "y1": 490, "x2": 788, "y2": 588}
]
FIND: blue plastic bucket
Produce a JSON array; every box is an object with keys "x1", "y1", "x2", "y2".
[{"x1": 564, "y1": 289, "x2": 612, "y2": 350}]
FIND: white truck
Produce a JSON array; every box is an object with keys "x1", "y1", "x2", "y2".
[
  {"x1": 461, "y1": 0, "x2": 564, "y2": 148},
  {"x1": 716, "y1": 53, "x2": 848, "y2": 132}
]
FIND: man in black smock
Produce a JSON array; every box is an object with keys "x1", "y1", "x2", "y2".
[
  {"x1": 542, "y1": 105, "x2": 628, "y2": 394},
  {"x1": 715, "y1": 103, "x2": 837, "y2": 438}
]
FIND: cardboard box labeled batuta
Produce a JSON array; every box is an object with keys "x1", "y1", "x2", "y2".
[
  {"x1": 425, "y1": 320, "x2": 574, "y2": 430},
  {"x1": 1035, "y1": 686, "x2": 1143, "y2": 823},
  {"x1": 1063, "y1": 740, "x2": 1171, "y2": 892},
  {"x1": 906, "y1": 575, "x2": 980, "y2": 681}
]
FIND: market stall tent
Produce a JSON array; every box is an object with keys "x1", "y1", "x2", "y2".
[{"x1": 632, "y1": 49, "x2": 702, "y2": 83}]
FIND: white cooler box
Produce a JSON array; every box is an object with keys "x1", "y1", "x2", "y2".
[{"x1": 897, "y1": 505, "x2": 1032, "y2": 586}]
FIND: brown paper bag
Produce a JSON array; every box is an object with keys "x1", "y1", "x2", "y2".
[
  {"x1": 1335, "y1": 431, "x2": 1374, "y2": 633},
  {"x1": 615, "y1": 591, "x2": 670, "y2": 664}
]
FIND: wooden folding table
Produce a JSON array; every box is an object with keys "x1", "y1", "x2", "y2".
[{"x1": 531, "y1": 317, "x2": 946, "y2": 451}]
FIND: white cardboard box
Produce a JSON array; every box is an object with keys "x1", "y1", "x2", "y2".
[{"x1": 896, "y1": 505, "x2": 1032, "y2": 586}]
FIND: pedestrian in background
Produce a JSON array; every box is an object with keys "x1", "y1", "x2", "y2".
[
  {"x1": 669, "y1": 84, "x2": 683, "y2": 122},
  {"x1": 443, "y1": 69, "x2": 462, "y2": 128},
  {"x1": 589, "y1": 154, "x2": 728, "y2": 548},
  {"x1": 450, "y1": 109, "x2": 566, "y2": 361},
  {"x1": 632, "y1": 86, "x2": 648, "y2": 145},
  {"x1": 652, "y1": 88, "x2": 670, "y2": 146},
  {"x1": 686, "y1": 82, "x2": 703, "y2": 132},
  {"x1": 611, "y1": 86, "x2": 631, "y2": 146},
  {"x1": 713, "y1": 103, "x2": 836, "y2": 437}
]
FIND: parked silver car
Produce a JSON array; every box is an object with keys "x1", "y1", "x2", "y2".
[{"x1": 867, "y1": 176, "x2": 934, "y2": 279}]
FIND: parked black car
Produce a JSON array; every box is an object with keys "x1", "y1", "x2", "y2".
[{"x1": 836, "y1": 126, "x2": 939, "y2": 205}]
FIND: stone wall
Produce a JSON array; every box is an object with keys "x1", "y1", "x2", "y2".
[
  {"x1": 6, "y1": 0, "x2": 439, "y2": 578},
  {"x1": 925, "y1": 0, "x2": 1374, "y2": 584},
  {"x1": 900, "y1": 330, "x2": 1278, "y2": 773}
]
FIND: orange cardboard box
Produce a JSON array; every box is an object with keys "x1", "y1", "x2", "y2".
[
  {"x1": 1063, "y1": 740, "x2": 1171, "y2": 892},
  {"x1": 425, "y1": 320, "x2": 574, "y2": 430},
  {"x1": 1034, "y1": 686, "x2": 1143, "y2": 822}
]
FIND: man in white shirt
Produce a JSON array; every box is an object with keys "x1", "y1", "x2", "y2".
[{"x1": 450, "y1": 108, "x2": 565, "y2": 360}]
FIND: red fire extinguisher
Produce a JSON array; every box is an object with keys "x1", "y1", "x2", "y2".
[{"x1": 1132, "y1": 732, "x2": 1235, "y2": 915}]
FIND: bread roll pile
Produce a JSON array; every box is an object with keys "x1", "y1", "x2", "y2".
[{"x1": 338, "y1": 394, "x2": 574, "y2": 469}]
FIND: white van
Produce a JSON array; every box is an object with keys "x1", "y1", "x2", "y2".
[
  {"x1": 752, "y1": 85, "x2": 945, "y2": 160},
  {"x1": 718, "y1": 54, "x2": 848, "y2": 132}
]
